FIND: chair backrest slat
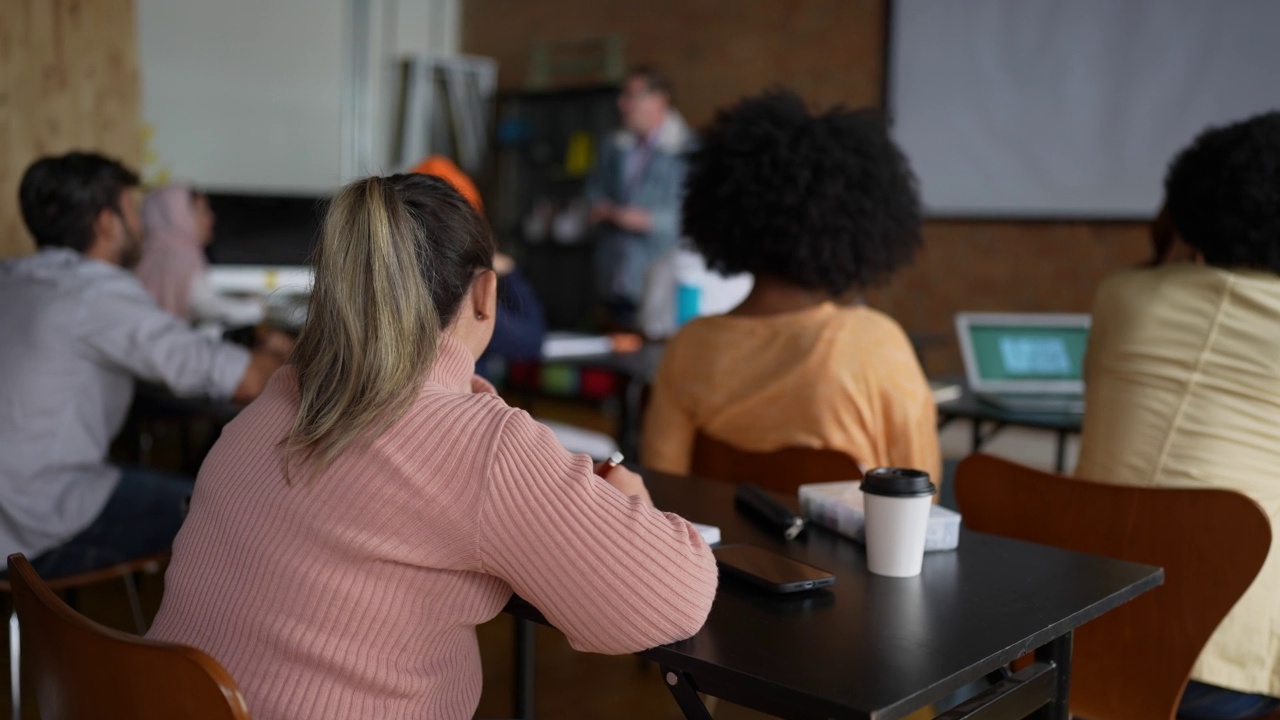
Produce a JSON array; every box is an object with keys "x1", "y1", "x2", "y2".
[{"x1": 691, "y1": 433, "x2": 862, "y2": 494}]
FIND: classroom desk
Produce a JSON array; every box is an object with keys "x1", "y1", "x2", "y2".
[
  {"x1": 935, "y1": 380, "x2": 1084, "y2": 473},
  {"x1": 536, "y1": 343, "x2": 665, "y2": 457},
  {"x1": 121, "y1": 382, "x2": 240, "y2": 472},
  {"x1": 506, "y1": 471, "x2": 1162, "y2": 720},
  {"x1": 121, "y1": 321, "x2": 299, "y2": 469},
  {"x1": 543, "y1": 342, "x2": 665, "y2": 381}
]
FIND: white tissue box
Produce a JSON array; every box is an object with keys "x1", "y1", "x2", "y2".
[{"x1": 798, "y1": 481, "x2": 961, "y2": 551}]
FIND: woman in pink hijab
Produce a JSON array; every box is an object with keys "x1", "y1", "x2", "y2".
[{"x1": 136, "y1": 185, "x2": 264, "y2": 326}]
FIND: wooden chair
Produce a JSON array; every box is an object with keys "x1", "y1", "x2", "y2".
[
  {"x1": 6, "y1": 553, "x2": 251, "y2": 720},
  {"x1": 691, "y1": 432, "x2": 862, "y2": 495},
  {"x1": 954, "y1": 454, "x2": 1272, "y2": 720},
  {"x1": 2, "y1": 552, "x2": 169, "y2": 719}
]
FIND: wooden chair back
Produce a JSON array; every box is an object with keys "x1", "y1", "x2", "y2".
[
  {"x1": 954, "y1": 454, "x2": 1271, "y2": 720},
  {"x1": 0, "y1": 552, "x2": 168, "y2": 594},
  {"x1": 691, "y1": 433, "x2": 862, "y2": 495},
  {"x1": 6, "y1": 553, "x2": 252, "y2": 720}
]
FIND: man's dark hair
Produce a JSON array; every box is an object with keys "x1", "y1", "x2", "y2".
[
  {"x1": 18, "y1": 152, "x2": 141, "y2": 252},
  {"x1": 626, "y1": 65, "x2": 673, "y2": 100},
  {"x1": 1165, "y1": 111, "x2": 1280, "y2": 273},
  {"x1": 682, "y1": 89, "x2": 922, "y2": 295}
]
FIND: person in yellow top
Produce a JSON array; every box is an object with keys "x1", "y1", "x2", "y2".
[
  {"x1": 642, "y1": 89, "x2": 939, "y2": 483},
  {"x1": 1077, "y1": 112, "x2": 1280, "y2": 720}
]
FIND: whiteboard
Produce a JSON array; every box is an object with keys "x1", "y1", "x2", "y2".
[
  {"x1": 888, "y1": 0, "x2": 1280, "y2": 218},
  {"x1": 137, "y1": 0, "x2": 346, "y2": 193}
]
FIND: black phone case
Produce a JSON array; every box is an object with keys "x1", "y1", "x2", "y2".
[{"x1": 715, "y1": 546, "x2": 836, "y2": 594}]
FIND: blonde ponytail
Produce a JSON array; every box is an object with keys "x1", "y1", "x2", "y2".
[{"x1": 284, "y1": 177, "x2": 446, "y2": 478}]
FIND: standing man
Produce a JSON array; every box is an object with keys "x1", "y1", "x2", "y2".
[
  {"x1": 0, "y1": 152, "x2": 290, "y2": 578},
  {"x1": 586, "y1": 66, "x2": 694, "y2": 329}
]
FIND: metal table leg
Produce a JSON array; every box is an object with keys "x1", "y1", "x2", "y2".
[
  {"x1": 617, "y1": 375, "x2": 645, "y2": 459},
  {"x1": 662, "y1": 666, "x2": 715, "y2": 720},
  {"x1": 513, "y1": 617, "x2": 536, "y2": 719},
  {"x1": 9, "y1": 609, "x2": 20, "y2": 720},
  {"x1": 1054, "y1": 430, "x2": 1069, "y2": 474},
  {"x1": 970, "y1": 421, "x2": 1008, "y2": 453},
  {"x1": 1032, "y1": 631, "x2": 1073, "y2": 720}
]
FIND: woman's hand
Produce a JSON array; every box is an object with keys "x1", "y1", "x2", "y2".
[
  {"x1": 589, "y1": 201, "x2": 616, "y2": 225},
  {"x1": 612, "y1": 206, "x2": 653, "y2": 233},
  {"x1": 596, "y1": 464, "x2": 654, "y2": 508}
]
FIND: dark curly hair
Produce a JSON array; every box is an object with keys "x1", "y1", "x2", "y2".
[
  {"x1": 1165, "y1": 111, "x2": 1280, "y2": 273},
  {"x1": 682, "y1": 90, "x2": 922, "y2": 295}
]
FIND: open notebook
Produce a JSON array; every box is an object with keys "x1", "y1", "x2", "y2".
[
  {"x1": 542, "y1": 332, "x2": 613, "y2": 359},
  {"x1": 692, "y1": 523, "x2": 721, "y2": 546}
]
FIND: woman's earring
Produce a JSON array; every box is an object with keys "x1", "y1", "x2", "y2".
[{"x1": 476, "y1": 312, "x2": 486, "y2": 320}]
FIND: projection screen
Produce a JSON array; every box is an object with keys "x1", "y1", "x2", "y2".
[{"x1": 888, "y1": 0, "x2": 1280, "y2": 218}]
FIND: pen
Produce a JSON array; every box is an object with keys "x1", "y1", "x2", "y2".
[{"x1": 595, "y1": 451, "x2": 625, "y2": 477}]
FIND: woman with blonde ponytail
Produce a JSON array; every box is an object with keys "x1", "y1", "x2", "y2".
[{"x1": 147, "y1": 174, "x2": 718, "y2": 720}]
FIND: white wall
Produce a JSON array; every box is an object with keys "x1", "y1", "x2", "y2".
[
  {"x1": 138, "y1": 0, "x2": 461, "y2": 194},
  {"x1": 363, "y1": 0, "x2": 463, "y2": 178}
]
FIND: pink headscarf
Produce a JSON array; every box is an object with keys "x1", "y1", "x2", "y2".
[{"x1": 135, "y1": 185, "x2": 206, "y2": 320}]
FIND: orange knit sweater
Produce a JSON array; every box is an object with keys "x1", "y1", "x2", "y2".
[{"x1": 147, "y1": 334, "x2": 718, "y2": 720}]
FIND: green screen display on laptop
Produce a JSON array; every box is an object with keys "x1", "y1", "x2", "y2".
[{"x1": 969, "y1": 324, "x2": 1089, "y2": 382}]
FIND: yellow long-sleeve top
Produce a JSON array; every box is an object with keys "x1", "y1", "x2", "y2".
[
  {"x1": 1078, "y1": 263, "x2": 1280, "y2": 697},
  {"x1": 642, "y1": 302, "x2": 941, "y2": 483}
]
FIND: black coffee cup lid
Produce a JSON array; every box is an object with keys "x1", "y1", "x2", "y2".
[{"x1": 860, "y1": 467, "x2": 936, "y2": 498}]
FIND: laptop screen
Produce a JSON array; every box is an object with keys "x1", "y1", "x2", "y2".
[
  {"x1": 956, "y1": 313, "x2": 1091, "y2": 395},
  {"x1": 962, "y1": 318, "x2": 1090, "y2": 391}
]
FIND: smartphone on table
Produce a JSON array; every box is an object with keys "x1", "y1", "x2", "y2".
[{"x1": 713, "y1": 544, "x2": 836, "y2": 594}]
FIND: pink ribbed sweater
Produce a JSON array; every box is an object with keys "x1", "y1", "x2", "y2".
[{"x1": 147, "y1": 335, "x2": 718, "y2": 720}]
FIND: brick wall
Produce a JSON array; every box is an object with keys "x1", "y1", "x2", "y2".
[
  {"x1": 464, "y1": 0, "x2": 1152, "y2": 373},
  {"x1": 869, "y1": 222, "x2": 1148, "y2": 373}
]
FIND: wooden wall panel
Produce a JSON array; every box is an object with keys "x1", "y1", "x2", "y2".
[
  {"x1": 866, "y1": 222, "x2": 1150, "y2": 374},
  {"x1": 0, "y1": 0, "x2": 142, "y2": 258}
]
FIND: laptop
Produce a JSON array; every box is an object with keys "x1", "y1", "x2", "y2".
[{"x1": 955, "y1": 312, "x2": 1090, "y2": 414}]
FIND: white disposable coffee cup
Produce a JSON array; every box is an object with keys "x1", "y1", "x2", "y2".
[{"x1": 860, "y1": 468, "x2": 936, "y2": 578}]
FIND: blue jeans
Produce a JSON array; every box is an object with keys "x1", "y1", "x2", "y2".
[
  {"x1": 1180, "y1": 680, "x2": 1280, "y2": 720},
  {"x1": 24, "y1": 467, "x2": 191, "y2": 579}
]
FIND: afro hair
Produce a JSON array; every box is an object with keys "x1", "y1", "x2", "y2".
[
  {"x1": 681, "y1": 89, "x2": 922, "y2": 295},
  {"x1": 1165, "y1": 111, "x2": 1280, "y2": 273}
]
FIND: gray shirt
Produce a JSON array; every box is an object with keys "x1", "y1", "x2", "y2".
[
  {"x1": 0, "y1": 248, "x2": 250, "y2": 558},
  {"x1": 586, "y1": 111, "x2": 694, "y2": 304}
]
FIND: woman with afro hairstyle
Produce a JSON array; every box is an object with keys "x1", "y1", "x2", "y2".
[
  {"x1": 640, "y1": 89, "x2": 939, "y2": 483},
  {"x1": 1077, "y1": 112, "x2": 1280, "y2": 719}
]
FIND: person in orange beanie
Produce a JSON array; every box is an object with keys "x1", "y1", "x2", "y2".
[
  {"x1": 409, "y1": 156, "x2": 483, "y2": 212},
  {"x1": 409, "y1": 156, "x2": 545, "y2": 378}
]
